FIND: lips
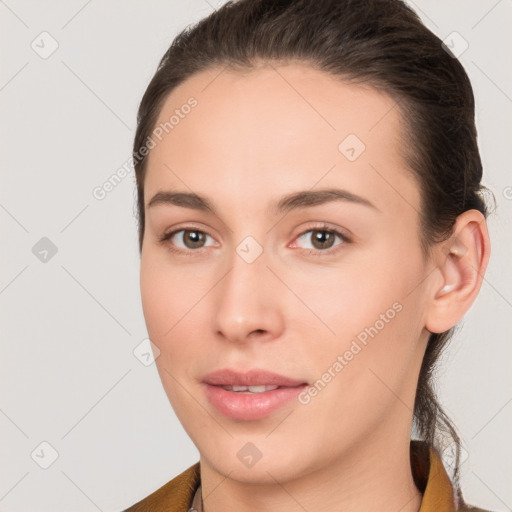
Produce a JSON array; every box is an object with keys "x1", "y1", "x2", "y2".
[
  {"x1": 201, "y1": 368, "x2": 309, "y2": 420},
  {"x1": 202, "y1": 368, "x2": 308, "y2": 388}
]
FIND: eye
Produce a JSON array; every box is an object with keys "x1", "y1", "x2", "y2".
[
  {"x1": 158, "y1": 223, "x2": 351, "y2": 257},
  {"x1": 293, "y1": 225, "x2": 350, "y2": 256},
  {"x1": 159, "y1": 227, "x2": 217, "y2": 254}
]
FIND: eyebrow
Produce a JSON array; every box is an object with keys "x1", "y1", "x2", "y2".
[{"x1": 147, "y1": 188, "x2": 379, "y2": 215}]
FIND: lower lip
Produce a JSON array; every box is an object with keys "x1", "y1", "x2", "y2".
[{"x1": 203, "y1": 383, "x2": 308, "y2": 421}]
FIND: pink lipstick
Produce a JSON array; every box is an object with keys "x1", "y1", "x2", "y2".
[{"x1": 202, "y1": 368, "x2": 308, "y2": 421}]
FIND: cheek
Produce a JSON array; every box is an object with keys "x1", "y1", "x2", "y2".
[
  {"x1": 317, "y1": 248, "x2": 422, "y2": 341},
  {"x1": 303, "y1": 239, "x2": 428, "y2": 403},
  {"x1": 140, "y1": 254, "x2": 192, "y2": 343},
  {"x1": 140, "y1": 258, "x2": 167, "y2": 339},
  {"x1": 294, "y1": 269, "x2": 425, "y2": 444},
  {"x1": 139, "y1": 253, "x2": 210, "y2": 375}
]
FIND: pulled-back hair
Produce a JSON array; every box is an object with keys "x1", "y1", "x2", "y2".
[{"x1": 132, "y1": 0, "x2": 490, "y2": 505}]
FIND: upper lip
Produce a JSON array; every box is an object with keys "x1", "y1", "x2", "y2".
[{"x1": 202, "y1": 368, "x2": 308, "y2": 387}]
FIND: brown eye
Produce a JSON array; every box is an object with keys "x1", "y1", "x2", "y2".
[
  {"x1": 294, "y1": 226, "x2": 349, "y2": 256},
  {"x1": 160, "y1": 228, "x2": 216, "y2": 253},
  {"x1": 310, "y1": 230, "x2": 336, "y2": 250},
  {"x1": 180, "y1": 230, "x2": 207, "y2": 249}
]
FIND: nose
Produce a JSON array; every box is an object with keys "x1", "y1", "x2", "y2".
[{"x1": 211, "y1": 245, "x2": 285, "y2": 345}]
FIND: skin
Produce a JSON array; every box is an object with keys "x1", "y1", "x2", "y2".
[{"x1": 139, "y1": 61, "x2": 490, "y2": 512}]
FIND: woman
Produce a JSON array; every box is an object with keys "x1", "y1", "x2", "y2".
[{"x1": 124, "y1": 0, "x2": 493, "y2": 510}]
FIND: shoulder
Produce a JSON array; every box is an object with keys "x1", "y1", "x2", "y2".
[{"x1": 123, "y1": 461, "x2": 201, "y2": 512}]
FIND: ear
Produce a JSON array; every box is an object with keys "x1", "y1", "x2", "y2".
[{"x1": 425, "y1": 209, "x2": 491, "y2": 334}]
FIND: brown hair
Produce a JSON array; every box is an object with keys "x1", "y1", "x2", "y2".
[{"x1": 132, "y1": 0, "x2": 490, "y2": 504}]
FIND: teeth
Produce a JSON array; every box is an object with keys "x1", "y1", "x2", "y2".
[{"x1": 222, "y1": 385, "x2": 280, "y2": 393}]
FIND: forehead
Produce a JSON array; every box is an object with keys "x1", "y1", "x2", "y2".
[{"x1": 144, "y1": 61, "x2": 420, "y2": 217}]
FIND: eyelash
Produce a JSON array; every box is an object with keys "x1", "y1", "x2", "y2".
[
  {"x1": 293, "y1": 224, "x2": 351, "y2": 257},
  {"x1": 158, "y1": 223, "x2": 351, "y2": 257}
]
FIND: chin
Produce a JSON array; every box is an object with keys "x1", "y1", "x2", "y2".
[{"x1": 199, "y1": 439, "x2": 317, "y2": 484}]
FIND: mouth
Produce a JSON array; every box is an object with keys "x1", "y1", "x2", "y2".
[
  {"x1": 202, "y1": 368, "x2": 308, "y2": 388},
  {"x1": 218, "y1": 384, "x2": 291, "y2": 393},
  {"x1": 201, "y1": 369, "x2": 309, "y2": 421}
]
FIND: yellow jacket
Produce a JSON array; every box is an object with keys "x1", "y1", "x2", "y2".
[{"x1": 123, "y1": 440, "x2": 493, "y2": 511}]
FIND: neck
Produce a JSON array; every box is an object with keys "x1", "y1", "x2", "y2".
[{"x1": 199, "y1": 428, "x2": 422, "y2": 512}]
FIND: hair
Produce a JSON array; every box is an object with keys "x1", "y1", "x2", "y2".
[{"x1": 132, "y1": 0, "x2": 491, "y2": 505}]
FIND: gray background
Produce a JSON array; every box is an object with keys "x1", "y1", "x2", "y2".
[{"x1": 0, "y1": 1, "x2": 510, "y2": 511}]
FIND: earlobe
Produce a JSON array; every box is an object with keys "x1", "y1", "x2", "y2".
[{"x1": 425, "y1": 210, "x2": 491, "y2": 334}]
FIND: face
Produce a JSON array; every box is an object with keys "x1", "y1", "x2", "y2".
[{"x1": 140, "y1": 62, "x2": 434, "y2": 483}]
